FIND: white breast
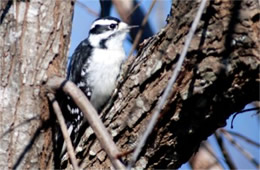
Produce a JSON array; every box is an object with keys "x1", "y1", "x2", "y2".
[{"x1": 86, "y1": 48, "x2": 125, "y2": 110}]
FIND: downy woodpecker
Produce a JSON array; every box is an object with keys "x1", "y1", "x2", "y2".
[{"x1": 57, "y1": 17, "x2": 135, "y2": 161}]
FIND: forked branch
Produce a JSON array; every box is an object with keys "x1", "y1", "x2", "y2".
[{"x1": 46, "y1": 76, "x2": 125, "y2": 170}]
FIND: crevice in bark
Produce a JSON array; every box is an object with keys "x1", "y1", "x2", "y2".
[{"x1": 0, "y1": 0, "x2": 12, "y2": 24}]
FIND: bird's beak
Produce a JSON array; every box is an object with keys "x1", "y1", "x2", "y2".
[
  {"x1": 127, "y1": 25, "x2": 139, "y2": 29},
  {"x1": 119, "y1": 22, "x2": 139, "y2": 32}
]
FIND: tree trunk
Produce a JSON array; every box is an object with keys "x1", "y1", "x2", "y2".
[
  {"x1": 0, "y1": 0, "x2": 74, "y2": 169},
  {"x1": 77, "y1": 0, "x2": 259, "y2": 169}
]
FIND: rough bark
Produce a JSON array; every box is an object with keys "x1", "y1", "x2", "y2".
[
  {"x1": 77, "y1": 0, "x2": 259, "y2": 169},
  {"x1": 0, "y1": 0, "x2": 74, "y2": 169}
]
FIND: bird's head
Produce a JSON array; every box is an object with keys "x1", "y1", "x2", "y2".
[{"x1": 88, "y1": 16, "x2": 136, "y2": 50}]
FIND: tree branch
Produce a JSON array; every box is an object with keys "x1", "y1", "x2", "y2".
[
  {"x1": 127, "y1": 0, "x2": 207, "y2": 168},
  {"x1": 128, "y1": 0, "x2": 156, "y2": 57},
  {"x1": 214, "y1": 132, "x2": 237, "y2": 169},
  {"x1": 47, "y1": 93, "x2": 79, "y2": 170},
  {"x1": 46, "y1": 76, "x2": 126, "y2": 170},
  {"x1": 76, "y1": 1, "x2": 99, "y2": 17},
  {"x1": 222, "y1": 129, "x2": 260, "y2": 147},
  {"x1": 220, "y1": 129, "x2": 260, "y2": 168}
]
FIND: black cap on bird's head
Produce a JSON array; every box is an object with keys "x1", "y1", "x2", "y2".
[
  {"x1": 88, "y1": 16, "x2": 137, "y2": 49},
  {"x1": 89, "y1": 16, "x2": 123, "y2": 34}
]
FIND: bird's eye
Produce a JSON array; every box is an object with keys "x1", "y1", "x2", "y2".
[{"x1": 109, "y1": 24, "x2": 117, "y2": 29}]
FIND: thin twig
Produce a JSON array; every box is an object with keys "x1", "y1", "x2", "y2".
[
  {"x1": 126, "y1": 0, "x2": 143, "y2": 20},
  {"x1": 47, "y1": 93, "x2": 79, "y2": 170},
  {"x1": 46, "y1": 77, "x2": 125, "y2": 170},
  {"x1": 13, "y1": 127, "x2": 42, "y2": 169},
  {"x1": 127, "y1": 0, "x2": 208, "y2": 169},
  {"x1": 128, "y1": 0, "x2": 157, "y2": 57},
  {"x1": 214, "y1": 132, "x2": 237, "y2": 169},
  {"x1": 0, "y1": 116, "x2": 39, "y2": 139},
  {"x1": 76, "y1": 0, "x2": 99, "y2": 17},
  {"x1": 221, "y1": 129, "x2": 260, "y2": 147},
  {"x1": 112, "y1": 0, "x2": 131, "y2": 22},
  {"x1": 221, "y1": 129, "x2": 260, "y2": 168},
  {"x1": 231, "y1": 107, "x2": 260, "y2": 128}
]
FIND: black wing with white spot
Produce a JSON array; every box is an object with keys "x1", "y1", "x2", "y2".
[
  {"x1": 65, "y1": 37, "x2": 94, "y2": 136},
  {"x1": 55, "y1": 92, "x2": 84, "y2": 157},
  {"x1": 68, "y1": 38, "x2": 93, "y2": 99},
  {"x1": 56, "y1": 38, "x2": 93, "y2": 161}
]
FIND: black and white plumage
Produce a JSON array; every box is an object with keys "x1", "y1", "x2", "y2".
[
  {"x1": 56, "y1": 17, "x2": 133, "y2": 163},
  {"x1": 68, "y1": 16, "x2": 129, "y2": 111}
]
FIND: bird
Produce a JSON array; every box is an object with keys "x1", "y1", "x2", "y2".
[
  {"x1": 55, "y1": 16, "x2": 136, "y2": 167},
  {"x1": 68, "y1": 16, "x2": 130, "y2": 111}
]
